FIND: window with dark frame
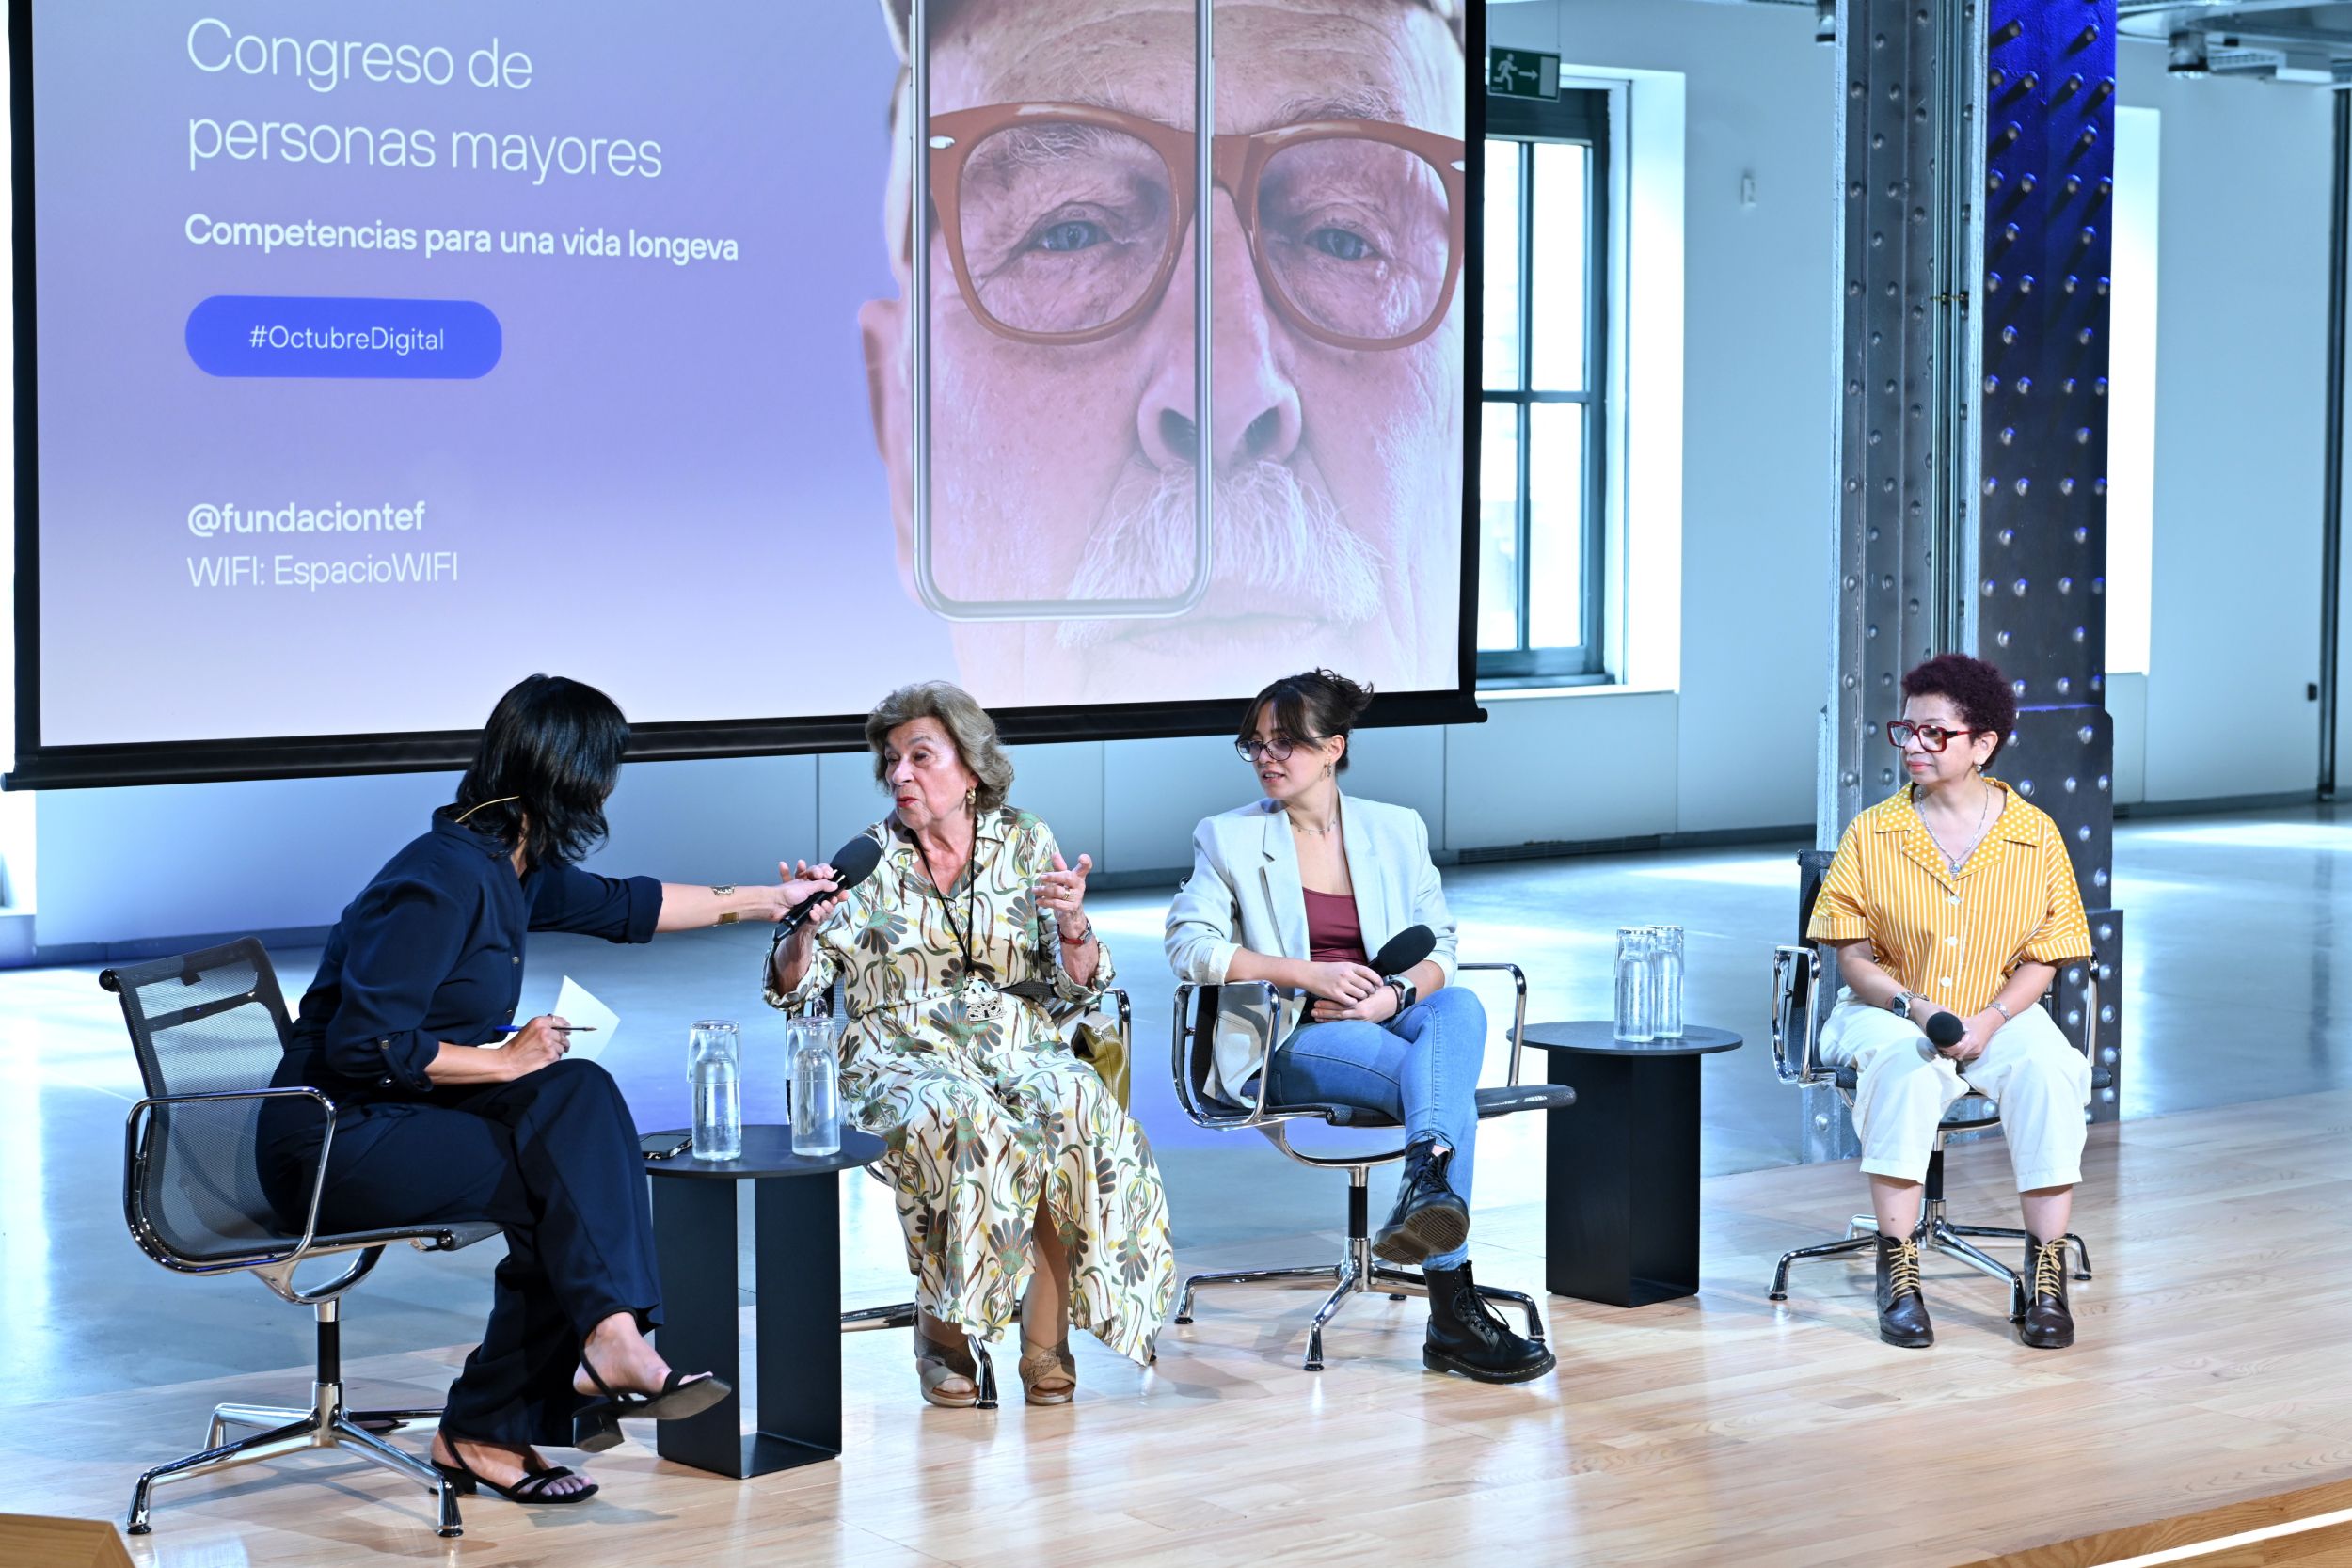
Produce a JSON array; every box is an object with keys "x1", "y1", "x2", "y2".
[{"x1": 1479, "y1": 88, "x2": 1609, "y2": 686}]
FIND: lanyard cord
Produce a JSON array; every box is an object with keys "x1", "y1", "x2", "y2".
[{"x1": 913, "y1": 819, "x2": 985, "y2": 983}]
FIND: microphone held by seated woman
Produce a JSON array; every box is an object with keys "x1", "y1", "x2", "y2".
[
  {"x1": 256, "y1": 673, "x2": 840, "y2": 1507},
  {"x1": 1807, "y1": 653, "x2": 2096, "y2": 1351},
  {"x1": 1164, "y1": 668, "x2": 1554, "y2": 1385}
]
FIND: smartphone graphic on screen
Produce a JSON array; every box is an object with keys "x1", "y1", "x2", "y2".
[{"x1": 904, "y1": 0, "x2": 1214, "y2": 625}]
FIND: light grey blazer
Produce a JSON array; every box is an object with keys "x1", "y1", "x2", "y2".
[{"x1": 1164, "y1": 793, "x2": 1458, "y2": 1102}]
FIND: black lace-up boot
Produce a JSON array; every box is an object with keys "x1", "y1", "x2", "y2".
[
  {"x1": 1422, "y1": 1260, "x2": 1556, "y2": 1383},
  {"x1": 1876, "y1": 1232, "x2": 1933, "y2": 1349},
  {"x1": 1372, "y1": 1136, "x2": 1470, "y2": 1265},
  {"x1": 2018, "y1": 1233, "x2": 2075, "y2": 1349}
]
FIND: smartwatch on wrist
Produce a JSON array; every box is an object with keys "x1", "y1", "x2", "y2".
[
  {"x1": 1385, "y1": 976, "x2": 1418, "y2": 1014},
  {"x1": 1887, "y1": 990, "x2": 1915, "y2": 1018}
]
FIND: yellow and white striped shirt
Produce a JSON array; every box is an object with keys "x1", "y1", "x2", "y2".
[{"x1": 1806, "y1": 781, "x2": 2092, "y2": 1015}]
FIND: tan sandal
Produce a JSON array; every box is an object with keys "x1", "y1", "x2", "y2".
[
  {"x1": 1018, "y1": 1337, "x2": 1075, "y2": 1406},
  {"x1": 914, "y1": 1318, "x2": 981, "y2": 1409}
]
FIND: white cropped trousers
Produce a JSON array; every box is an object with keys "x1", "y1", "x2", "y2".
[{"x1": 1817, "y1": 993, "x2": 2091, "y2": 1191}]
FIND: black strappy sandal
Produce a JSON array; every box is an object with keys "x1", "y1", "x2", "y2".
[
  {"x1": 433, "y1": 1448, "x2": 599, "y2": 1506},
  {"x1": 570, "y1": 1358, "x2": 731, "y2": 1453}
]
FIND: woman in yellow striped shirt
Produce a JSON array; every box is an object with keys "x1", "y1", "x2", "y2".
[{"x1": 1806, "y1": 654, "x2": 2094, "y2": 1352}]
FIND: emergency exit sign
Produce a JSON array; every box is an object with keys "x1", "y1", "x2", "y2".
[{"x1": 1488, "y1": 48, "x2": 1560, "y2": 100}]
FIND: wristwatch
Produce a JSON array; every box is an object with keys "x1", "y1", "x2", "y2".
[
  {"x1": 1887, "y1": 990, "x2": 1916, "y2": 1018},
  {"x1": 1385, "y1": 976, "x2": 1419, "y2": 1014}
]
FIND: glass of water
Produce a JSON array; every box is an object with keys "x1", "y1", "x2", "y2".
[
  {"x1": 1613, "y1": 927, "x2": 1656, "y2": 1042},
  {"x1": 1650, "y1": 925, "x2": 1686, "y2": 1038},
  {"x1": 688, "y1": 1019, "x2": 742, "y2": 1163},
  {"x1": 787, "y1": 1016, "x2": 844, "y2": 1157}
]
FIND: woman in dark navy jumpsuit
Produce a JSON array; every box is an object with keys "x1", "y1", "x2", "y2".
[{"x1": 258, "y1": 674, "x2": 836, "y2": 1504}]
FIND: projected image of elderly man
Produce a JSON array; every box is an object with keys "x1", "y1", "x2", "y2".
[{"x1": 859, "y1": 0, "x2": 1468, "y2": 707}]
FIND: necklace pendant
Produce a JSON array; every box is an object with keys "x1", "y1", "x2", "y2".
[{"x1": 957, "y1": 974, "x2": 1002, "y2": 1022}]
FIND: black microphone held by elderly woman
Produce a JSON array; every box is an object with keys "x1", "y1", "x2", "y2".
[
  {"x1": 765, "y1": 680, "x2": 1175, "y2": 1408},
  {"x1": 256, "y1": 673, "x2": 841, "y2": 1507}
]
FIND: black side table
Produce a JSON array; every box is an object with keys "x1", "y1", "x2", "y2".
[
  {"x1": 643, "y1": 1124, "x2": 884, "y2": 1478},
  {"x1": 1528, "y1": 1023, "x2": 1742, "y2": 1308}
]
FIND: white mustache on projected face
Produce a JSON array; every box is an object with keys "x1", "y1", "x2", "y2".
[{"x1": 1052, "y1": 461, "x2": 1386, "y2": 651}]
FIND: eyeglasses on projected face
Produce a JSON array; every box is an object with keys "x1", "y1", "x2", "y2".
[
  {"x1": 1885, "y1": 720, "x2": 1990, "y2": 752},
  {"x1": 922, "y1": 103, "x2": 1469, "y2": 351}
]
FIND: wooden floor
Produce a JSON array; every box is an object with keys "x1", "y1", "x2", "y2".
[{"x1": 9, "y1": 1090, "x2": 2352, "y2": 1568}]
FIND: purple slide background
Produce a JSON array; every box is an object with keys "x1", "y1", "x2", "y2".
[{"x1": 35, "y1": 1, "x2": 946, "y2": 745}]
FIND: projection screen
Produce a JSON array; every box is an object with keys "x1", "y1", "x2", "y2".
[{"x1": 8, "y1": 0, "x2": 1483, "y2": 787}]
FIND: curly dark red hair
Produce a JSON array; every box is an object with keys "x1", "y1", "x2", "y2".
[{"x1": 1901, "y1": 654, "x2": 2014, "y2": 764}]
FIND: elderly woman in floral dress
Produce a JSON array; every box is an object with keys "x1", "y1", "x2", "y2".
[{"x1": 766, "y1": 681, "x2": 1174, "y2": 1405}]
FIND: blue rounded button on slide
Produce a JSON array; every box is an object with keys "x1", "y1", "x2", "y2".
[{"x1": 185, "y1": 295, "x2": 502, "y2": 379}]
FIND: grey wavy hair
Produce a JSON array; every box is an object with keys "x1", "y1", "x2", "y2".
[{"x1": 865, "y1": 681, "x2": 1015, "y2": 812}]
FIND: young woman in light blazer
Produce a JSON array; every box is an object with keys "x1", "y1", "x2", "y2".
[{"x1": 1164, "y1": 670, "x2": 1553, "y2": 1384}]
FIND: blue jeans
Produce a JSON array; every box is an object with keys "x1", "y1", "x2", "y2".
[{"x1": 1266, "y1": 985, "x2": 1487, "y2": 1270}]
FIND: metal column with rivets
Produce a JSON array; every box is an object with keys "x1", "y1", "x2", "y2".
[{"x1": 1815, "y1": 0, "x2": 2120, "y2": 1163}]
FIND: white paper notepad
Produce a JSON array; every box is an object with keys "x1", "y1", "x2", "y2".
[{"x1": 551, "y1": 976, "x2": 620, "y2": 1061}]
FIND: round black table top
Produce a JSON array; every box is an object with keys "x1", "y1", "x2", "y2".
[
  {"x1": 1524, "y1": 1022, "x2": 1743, "y2": 1057},
  {"x1": 641, "y1": 1124, "x2": 885, "y2": 1180}
]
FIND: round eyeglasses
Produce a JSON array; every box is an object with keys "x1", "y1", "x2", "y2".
[
  {"x1": 924, "y1": 103, "x2": 1468, "y2": 351},
  {"x1": 1235, "y1": 736, "x2": 1311, "y2": 764},
  {"x1": 1885, "y1": 720, "x2": 1985, "y2": 753}
]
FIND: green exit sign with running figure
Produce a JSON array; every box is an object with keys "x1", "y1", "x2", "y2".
[{"x1": 1487, "y1": 48, "x2": 1560, "y2": 100}]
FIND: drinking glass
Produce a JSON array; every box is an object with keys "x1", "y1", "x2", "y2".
[
  {"x1": 787, "y1": 1016, "x2": 844, "y2": 1158},
  {"x1": 1650, "y1": 925, "x2": 1686, "y2": 1039},
  {"x1": 688, "y1": 1019, "x2": 742, "y2": 1162},
  {"x1": 1613, "y1": 927, "x2": 1656, "y2": 1043}
]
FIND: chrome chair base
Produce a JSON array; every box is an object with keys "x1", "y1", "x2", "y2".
[
  {"x1": 1769, "y1": 1203, "x2": 2094, "y2": 1323},
  {"x1": 132, "y1": 1390, "x2": 456, "y2": 1537},
  {"x1": 843, "y1": 1301, "x2": 1001, "y2": 1409},
  {"x1": 1173, "y1": 1169, "x2": 1545, "y2": 1371},
  {"x1": 128, "y1": 1298, "x2": 458, "y2": 1538}
]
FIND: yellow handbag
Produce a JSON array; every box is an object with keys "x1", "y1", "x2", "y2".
[{"x1": 1069, "y1": 1017, "x2": 1131, "y2": 1110}]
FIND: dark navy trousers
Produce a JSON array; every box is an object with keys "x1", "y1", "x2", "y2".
[{"x1": 266, "y1": 1059, "x2": 662, "y2": 1449}]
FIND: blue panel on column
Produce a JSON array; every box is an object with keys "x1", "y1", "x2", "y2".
[{"x1": 1980, "y1": 0, "x2": 2121, "y2": 1122}]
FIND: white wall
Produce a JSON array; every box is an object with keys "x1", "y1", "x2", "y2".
[
  {"x1": 15, "y1": 5, "x2": 2339, "y2": 953},
  {"x1": 2120, "y1": 45, "x2": 2333, "y2": 801}
]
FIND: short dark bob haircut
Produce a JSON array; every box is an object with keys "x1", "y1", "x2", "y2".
[
  {"x1": 452, "y1": 674, "x2": 629, "y2": 867},
  {"x1": 1901, "y1": 653, "x2": 2015, "y2": 765},
  {"x1": 1239, "y1": 669, "x2": 1375, "y2": 773}
]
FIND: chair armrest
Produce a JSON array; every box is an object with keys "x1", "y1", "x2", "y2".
[
  {"x1": 1771, "y1": 944, "x2": 1828, "y2": 1085},
  {"x1": 2081, "y1": 967, "x2": 2098, "y2": 1066},
  {"x1": 1455, "y1": 961, "x2": 1529, "y2": 1086},
  {"x1": 1099, "y1": 986, "x2": 1133, "y2": 1056},
  {"x1": 123, "y1": 1085, "x2": 338, "y2": 1275},
  {"x1": 1171, "y1": 979, "x2": 1299, "y2": 1129}
]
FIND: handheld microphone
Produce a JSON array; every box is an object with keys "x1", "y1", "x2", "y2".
[
  {"x1": 1924, "y1": 1009, "x2": 1965, "y2": 1049},
  {"x1": 1371, "y1": 925, "x2": 1437, "y2": 976},
  {"x1": 777, "y1": 834, "x2": 883, "y2": 935}
]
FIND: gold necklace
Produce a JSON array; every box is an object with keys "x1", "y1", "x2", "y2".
[{"x1": 1289, "y1": 798, "x2": 1343, "y2": 837}]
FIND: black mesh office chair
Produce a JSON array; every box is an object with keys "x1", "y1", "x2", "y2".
[
  {"x1": 829, "y1": 983, "x2": 1135, "y2": 1409},
  {"x1": 1168, "y1": 966, "x2": 1574, "y2": 1371},
  {"x1": 1765, "y1": 852, "x2": 2103, "y2": 1319},
  {"x1": 103, "y1": 939, "x2": 500, "y2": 1539}
]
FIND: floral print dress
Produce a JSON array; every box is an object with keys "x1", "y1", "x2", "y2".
[{"x1": 765, "y1": 806, "x2": 1174, "y2": 1361}]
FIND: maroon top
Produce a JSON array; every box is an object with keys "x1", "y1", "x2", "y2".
[{"x1": 1303, "y1": 888, "x2": 1369, "y2": 967}]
